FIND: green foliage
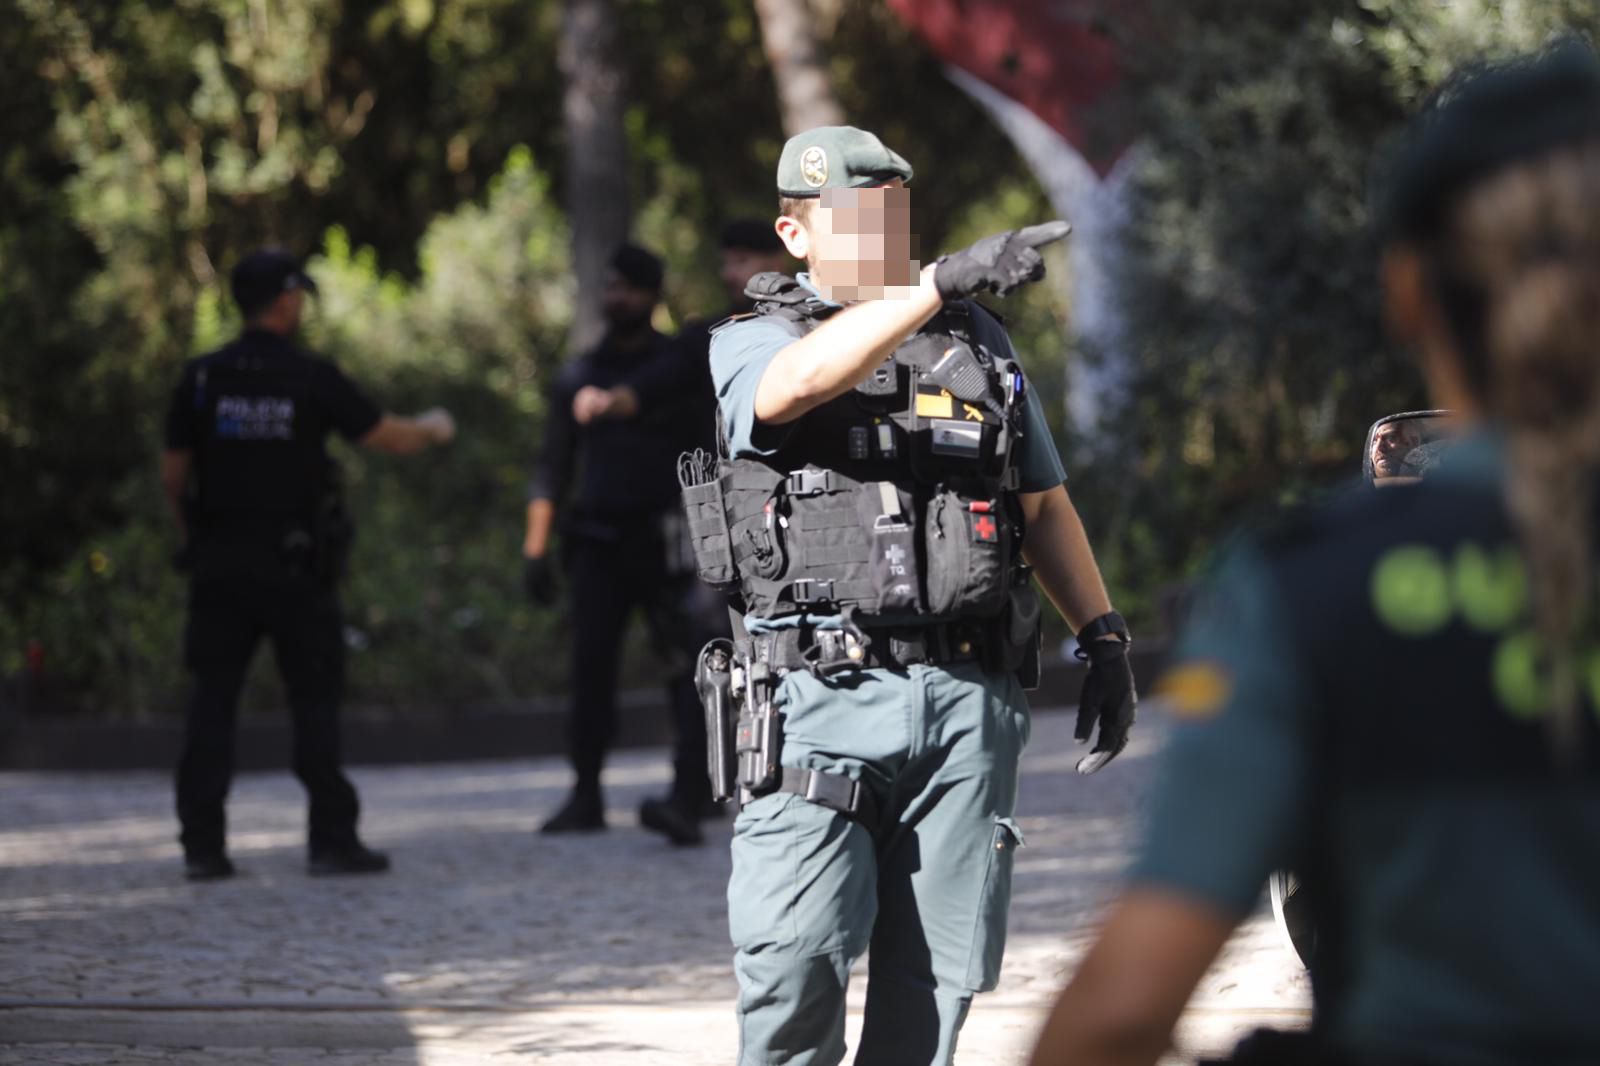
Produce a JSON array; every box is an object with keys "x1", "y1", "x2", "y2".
[
  {"x1": 34, "y1": 0, "x2": 1589, "y2": 711},
  {"x1": 1082, "y1": 0, "x2": 1600, "y2": 628}
]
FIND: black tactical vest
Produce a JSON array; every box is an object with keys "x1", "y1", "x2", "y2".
[
  {"x1": 680, "y1": 273, "x2": 1031, "y2": 624},
  {"x1": 185, "y1": 338, "x2": 339, "y2": 545}
]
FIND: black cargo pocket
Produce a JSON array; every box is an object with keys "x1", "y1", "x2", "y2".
[
  {"x1": 680, "y1": 480, "x2": 737, "y2": 593},
  {"x1": 964, "y1": 817, "x2": 1024, "y2": 992},
  {"x1": 924, "y1": 491, "x2": 1009, "y2": 618}
]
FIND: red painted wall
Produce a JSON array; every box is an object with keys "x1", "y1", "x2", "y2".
[{"x1": 885, "y1": 0, "x2": 1128, "y2": 174}]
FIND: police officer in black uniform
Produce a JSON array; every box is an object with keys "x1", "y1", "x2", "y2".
[
  {"x1": 1030, "y1": 40, "x2": 1600, "y2": 1066},
  {"x1": 562, "y1": 221, "x2": 794, "y2": 844},
  {"x1": 523, "y1": 243, "x2": 708, "y2": 835},
  {"x1": 161, "y1": 248, "x2": 456, "y2": 881}
]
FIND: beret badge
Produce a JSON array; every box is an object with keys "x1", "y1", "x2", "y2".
[{"x1": 800, "y1": 145, "x2": 829, "y2": 188}]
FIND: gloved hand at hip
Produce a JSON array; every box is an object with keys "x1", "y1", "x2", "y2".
[
  {"x1": 522, "y1": 554, "x2": 558, "y2": 606},
  {"x1": 1074, "y1": 637, "x2": 1137, "y2": 774},
  {"x1": 934, "y1": 221, "x2": 1072, "y2": 301}
]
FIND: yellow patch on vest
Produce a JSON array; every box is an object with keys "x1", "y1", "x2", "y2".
[
  {"x1": 1154, "y1": 661, "x2": 1233, "y2": 720},
  {"x1": 915, "y1": 389, "x2": 954, "y2": 418}
]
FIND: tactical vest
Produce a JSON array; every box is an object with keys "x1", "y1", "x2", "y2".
[
  {"x1": 679, "y1": 273, "x2": 1031, "y2": 625},
  {"x1": 185, "y1": 339, "x2": 351, "y2": 580}
]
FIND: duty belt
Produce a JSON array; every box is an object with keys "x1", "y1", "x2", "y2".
[{"x1": 759, "y1": 622, "x2": 985, "y2": 676}]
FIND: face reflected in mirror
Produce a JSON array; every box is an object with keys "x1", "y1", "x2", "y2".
[
  {"x1": 1371, "y1": 420, "x2": 1422, "y2": 478},
  {"x1": 810, "y1": 183, "x2": 921, "y2": 302},
  {"x1": 1369, "y1": 414, "x2": 1459, "y2": 482}
]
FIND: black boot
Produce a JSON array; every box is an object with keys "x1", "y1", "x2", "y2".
[
  {"x1": 639, "y1": 794, "x2": 704, "y2": 846},
  {"x1": 184, "y1": 852, "x2": 237, "y2": 881},
  {"x1": 308, "y1": 843, "x2": 391, "y2": 876},
  {"x1": 540, "y1": 787, "x2": 606, "y2": 833}
]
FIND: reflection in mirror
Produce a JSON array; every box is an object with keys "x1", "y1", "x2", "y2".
[{"x1": 1367, "y1": 413, "x2": 1460, "y2": 483}]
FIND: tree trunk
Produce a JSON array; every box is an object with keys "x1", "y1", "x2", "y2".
[
  {"x1": 559, "y1": 0, "x2": 630, "y2": 355},
  {"x1": 753, "y1": 0, "x2": 846, "y2": 136}
]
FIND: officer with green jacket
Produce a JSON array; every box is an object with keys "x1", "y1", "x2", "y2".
[{"x1": 691, "y1": 126, "x2": 1137, "y2": 1065}]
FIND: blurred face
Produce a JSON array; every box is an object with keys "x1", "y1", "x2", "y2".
[
  {"x1": 601, "y1": 270, "x2": 658, "y2": 331},
  {"x1": 777, "y1": 180, "x2": 921, "y2": 302},
  {"x1": 720, "y1": 245, "x2": 791, "y2": 308},
  {"x1": 1371, "y1": 421, "x2": 1421, "y2": 477},
  {"x1": 251, "y1": 288, "x2": 304, "y2": 334}
]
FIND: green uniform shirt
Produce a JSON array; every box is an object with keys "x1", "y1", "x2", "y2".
[{"x1": 1135, "y1": 434, "x2": 1600, "y2": 1065}]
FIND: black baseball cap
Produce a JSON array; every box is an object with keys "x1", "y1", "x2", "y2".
[
  {"x1": 1376, "y1": 37, "x2": 1600, "y2": 244},
  {"x1": 231, "y1": 248, "x2": 319, "y2": 317},
  {"x1": 610, "y1": 243, "x2": 664, "y2": 292}
]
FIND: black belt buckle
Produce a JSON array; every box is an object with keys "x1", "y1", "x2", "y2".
[
  {"x1": 802, "y1": 627, "x2": 867, "y2": 678},
  {"x1": 800, "y1": 615, "x2": 873, "y2": 679},
  {"x1": 787, "y1": 469, "x2": 833, "y2": 496}
]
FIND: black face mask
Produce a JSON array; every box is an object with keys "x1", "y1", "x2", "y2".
[{"x1": 603, "y1": 305, "x2": 653, "y2": 335}]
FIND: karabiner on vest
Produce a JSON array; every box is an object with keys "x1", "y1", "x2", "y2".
[{"x1": 679, "y1": 273, "x2": 1032, "y2": 626}]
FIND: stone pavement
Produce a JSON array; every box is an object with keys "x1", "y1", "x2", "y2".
[{"x1": 0, "y1": 707, "x2": 1308, "y2": 1064}]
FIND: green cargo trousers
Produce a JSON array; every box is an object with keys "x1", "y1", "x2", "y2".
[{"x1": 728, "y1": 659, "x2": 1031, "y2": 1066}]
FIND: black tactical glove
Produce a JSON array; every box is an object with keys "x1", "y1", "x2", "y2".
[
  {"x1": 1074, "y1": 629, "x2": 1137, "y2": 774},
  {"x1": 933, "y1": 221, "x2": 1072, "y2": 301},
  {"x1": 522, "y1": 554, "x2": 558, "y2": 606}
]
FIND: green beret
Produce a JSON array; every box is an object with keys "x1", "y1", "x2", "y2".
[{"x1": 776, "y1": 126, "x2": 914, "y2": 198}]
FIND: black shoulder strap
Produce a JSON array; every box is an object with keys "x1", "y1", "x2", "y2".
[
  {"x1": 744, "y1": 273, "x2": 835, "y2": 333},
  {"x1": 940, "y1": 299, "x2": 980, "y2": 350}
]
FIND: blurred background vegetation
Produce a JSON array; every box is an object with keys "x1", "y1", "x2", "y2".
[{"x1": 1, "y1": 0, "x2": 1595, "y2": 717}]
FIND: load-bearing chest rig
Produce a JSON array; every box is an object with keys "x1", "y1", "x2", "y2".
[{"x1": 680, "y1": 274, "x2": 1042, "y2": 824}]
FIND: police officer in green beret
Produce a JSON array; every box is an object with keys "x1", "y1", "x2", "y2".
[{"x1": 691, "y1": 125, "x2": 1136, "y2": 1064}]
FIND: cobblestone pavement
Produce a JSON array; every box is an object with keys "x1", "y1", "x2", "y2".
[{"x1": 0, "y1": 707, "x2": 1308, "y2": 1064}]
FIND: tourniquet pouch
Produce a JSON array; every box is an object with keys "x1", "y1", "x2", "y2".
[
  {"x1": 923, "y1": 489, "x2": 1010, "y2": 618},
  {"x1": 855, "y1": 480, "x2": 920, "y2": 613}
]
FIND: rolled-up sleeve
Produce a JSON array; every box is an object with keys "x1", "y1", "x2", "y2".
[
  {"x1": 708, "y1": 318, "x2": 801, "y2": 458},
  {"x1": 1130, "y1": 541, "x2": 1315, "y2": 918}
]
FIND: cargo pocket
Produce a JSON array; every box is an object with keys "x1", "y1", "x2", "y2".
[
  {"x1": 728, "y1": 793, "x2": 802, "y2": 952},
  {"x1": 963, "y1": 816, "x2": 1025, "y2": 992}
]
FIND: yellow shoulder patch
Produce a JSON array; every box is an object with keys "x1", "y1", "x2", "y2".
[{"x1": 1154, "y1": 661, "x2": 1233, "y2": 720}]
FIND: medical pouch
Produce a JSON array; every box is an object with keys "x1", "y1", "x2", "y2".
[
  {"x1": 923, "y1": 490, "x2": 1010, "y2": 619},
  {"x1": 855, "y1": 480, "x2": 921, "y2": 613}
]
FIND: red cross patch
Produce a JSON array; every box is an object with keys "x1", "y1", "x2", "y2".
[{"x1": 972, "y1": 515, "x2": 998, "y2": 542}]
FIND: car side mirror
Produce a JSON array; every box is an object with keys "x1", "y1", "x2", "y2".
[{"x1": 1364, "y1": 411, "x2": 1459, "y2": 485}]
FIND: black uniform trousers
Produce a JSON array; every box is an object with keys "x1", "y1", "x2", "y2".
[
  {"x1": 176, "y1": 562, "x2": 359, "y2": 858},
  {"x1": 564, "y1": 526, "x2": 721, "y2": 802}
]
